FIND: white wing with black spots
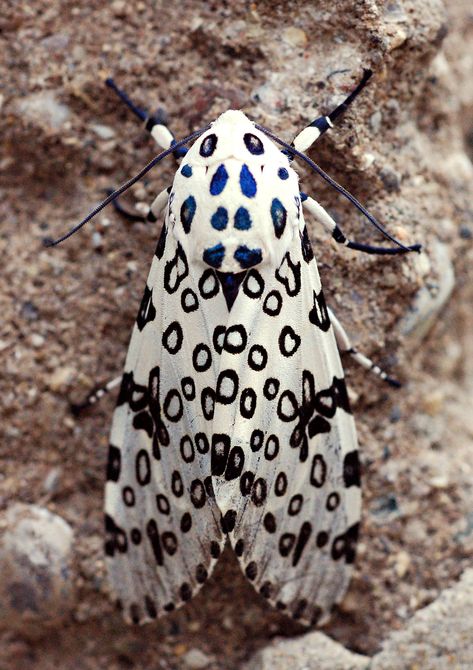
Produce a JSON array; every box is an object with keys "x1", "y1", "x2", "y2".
[
  {"x1": 211, "y1": 221, "x2": 360, "y2": 626},
  {"x1": 105, "y1": 217, "x2": 229, "y2": 624}
]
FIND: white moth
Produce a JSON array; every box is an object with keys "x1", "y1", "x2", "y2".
[{"x1": 51, "y1": 73, "x2": 419, "y2": 626}]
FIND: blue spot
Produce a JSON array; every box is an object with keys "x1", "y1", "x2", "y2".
[
  {"x1": 180, "y1": 196, "x2": 196, "y2": 234},
  {"x1": 203, "y1": 243, "x2": 225, "y2": 269},
  {"x1": 210, "y1": 164, "x2": 229, "y2": 196},
  {"x1": 181, "y1": 165, "x2": 193, "y2": 178},
  {"x1": 234, "y1": 207, "x2": 252, "y2": 230},
  {"x1": 278, "y1": 167, "x2": 289, "y2": 180},
  {"x1": 244, "y1": 133, "x2": 264, "y2": 155},
  {"x1": 239, "y1": 164, "x2": 257, "y2": 198},
  {"x1": 234, "y1": 245, "x2": 262, "y2": 269},
  {"x1": 211, "y1": 207, "x2": 228, "y2": 231},
  {"x1": 270, "y1": 198, "x2": 287, "y2": 239},
  {"x1": 300, "y1": 192, "x2": 308, "y2": 202},
  {"x1": 200, "y1": 133, "x2": 218, "y2": 157}
]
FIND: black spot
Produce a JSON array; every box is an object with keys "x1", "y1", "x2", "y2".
[
  {"x1": 216, "y1": 369, "x2": 239, "y2": 404},
  {"x1": 245, "y1": 561, "x2": 258, "y2": 581},
  {"x1": 136, "y1": 285, "x2": 156, "y2": 331},
  {"x1": 180, "y1": 435, "x2": 195, "y2": 464},
  {"x1": 270, "y1": 198, "x2": 287, "y2": 238},
  {"x1": 190, "y1": 479, "x2": 206, "y2": 509},
  {"x1": 263, "y1": 378, "x2": 280, "y2": 400},
  {"x1": 146, "y1": 519, "x2": 163, "y2": 566},
  {"x1": 223, "y1": 324, "x2": 247, "y2": 354},
  {"x1": 200, "y1": 133, "x2": 217, "y2": 157},
  {"x1": 181, "y1": 376, "x2": 196, "y2": 401},
  {"x1": 264, "y1": 435, "x2": 279, "y2": 461},
  {"x1": 293, "y1": 599, "x2": 308, "y2": 621},
  {"x1": 122, "y1": 486, "x2": 135, "y2": 507},
  {"x1": 133, "y1": 411, "x2": 154, "y2": 437},
  {"x1": 343, "y1": 451, "x2": 361, "y2": 487},
  {"x1": 212, "y1": 325, "x2": 226, "y2": 354},
  {"x1": 278, "y1": 325, "x2": 301, "y2": 357},
  {"x1": 221, "y1": 509, "x2": 237, "y2": 534},
  {"x1": 316, "y1": 531, "x2": 329, "y2": 548},
  {"x1": 292, "y1": 521, "x2": 313, "y2": 567},
  {"x1": 326, "y1": 492, "x2": 341, "y2": 511},
  {"x1": 263, "y1": 512, "x2": 277, "y2": 533},
  {"x1": 274, "y1": 473, "x2": 289, "y2": 501},
  {"x1": 308, "y1": 414, "x2": 331, "y2": 438},
  {"x1": 235, "y1": 538, "x2": 245, "y2": 556},
  {"x1": 201, "y1": 387, "x2": 215, "y2": 420},
  {"x1": 171, "y1": 470, "x2": 184, "y2": 497},
  {"x1": 277, "y1": 390, "x2": 298, "y2": 422},
  {"x1": 240, "y1": 388, "x2": 257, "y2": 419},
  {"x1": 310, "y1": 454, "x2": 327, "y2": 488},
  {"x1": 309, "y1": 289, "x2": 331, "y2": 331},
  {"x1": 145, "y1": 596, "x2": 157, "y2": 619},
  {"x1": 244, "y1": 133, "x2": 264, "y2": 155},
  {"x1": 240, "y1": 470, "x2": 255, "y2": 496},
  {"x1": 198, "y1": 269, "x2": 220, "y2": 299},
  {"x1": 260, "y1": 582, "x2": 272, "y2": 599},
  {"x1": 311, "y1": 607, "x2": 323, "y2": 626},
  {"x1": 250, "y1": 429, "x2": 264, "y2": 452},
  {"x1": 135, "y1": 449, "x2": 151, "y2": 486},
  {"x1": 301, "y1": 226, "x2": 314, "y2": 262},
  {"x1": 104, "y1": 514, "x2": 127, "y2": 557},
  {"x1": 164, "y1": 243, "x2": 189, "y2": 294},
  {"x1": 181, "y1": 288, "x2": 199, "y2": 314},
  {"x1": 180, "y1": 512, "x2": 192, "y2": 533},
  {"x1": 242, "y1": 269, "x2": 265, "y2": 298},
  {"x1": 194, "y1": 432, "x2": 209, "y2": 454},
  {"x1": 192, "y1": 343, "x2": 212, "y2": 372},
  {"x1": 331, "y1": 523, "x2": 359, "y2": 564},
  {"x1": 211, "y1": 433, "x2": 231, "y2": 476},
  {"x1": 225, "y1": 446, "x2": 245, "y2": 480},
  {"x1": 162, "y1": 321, "x2": 184, "y2": 355},
  {"x1": 276, "y1": 601, "x2": 287, "y2": 611},
  {"x1": 210, "y1": 541, "x2": 221, "y2": 559},
  {"x1": 248, "y1": 344, "x2": 268, "y2": 371},
  {"x1": 155, "y1": 223, "x2": 167, "y2": 259},
  {"x1": 180, "y1": 195, "x2": 196, "y2": 234},
  {"x1": 288, "y1": 494, "x2": 303, "y2": 516},
  {"x1": 275, "y1": 252, "x2": 301, "y2": 297},
  {"x1": 263, "y1": 290, "x2": 282, "y2": 316},
  {"x1": 107, "y1": 445, "x2": 121, "y2": 482},
  {"x1": 251, "y1": 478, "x2": 267, "y2": 507},
  {"x1": 129, "y1": 604, "x2": 140, "y2": 624},
  {"x1": 279, "y1": 533, "x2": 296, "y2": 557},
  {"x1": 180, "y1": 583, "x2": 193, "y2": 601},
  {"x1": 164, "y1": 602, "x2": 175, "y2": 612},
  {"x1": 163, "y1": 389, "x2": 183, "y2": 422},
  {"x1": 162, "y1": 531, "x2": 178, "y2": 556},
  {"x1": 195, "y1": 564, "x2": 208, "y2": 584},
  {"x1": 156, "y1": 493, "x2": 170, "y2": 515}
]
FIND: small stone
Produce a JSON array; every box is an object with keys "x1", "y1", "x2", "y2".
[
  {"x1": 30, "y1": 333, "x2": 45, "y2": 348},
  {"x1": 17, "y1": 91, "x2": 70, "y2": 131},
  {"x1": 282, "y1": 27, "x2": 307, "y2": 48},
  {"x1": 111, "y1": 0, "x2": 127, "y2": 16},
  {"x1": 91, "y1": 232, "x2": 104, "y2": 249},
  {"x1": 42, "y1": 467, "x2": 62, "y2": 495},
  {"x1": 394, "y1": 550, "x2": 411, "y2": 578},
  {"x1": 90, "y1": 123, "x2": 116, "y2": 140},
  {"x1": 20, "y1": 301, "x2": 39, "y2": 321},
  {"x1": 183, "y1": 648, "x2": 213, "y2": 669},
  {"x1": 370, "y1": 110, "x2": 383, "y2": 133},
  {"x1": 47, "y1": 366, "x2": 76, "y2": 392},
  {"x1": 0, "y1": 504, "x2": 75, "y2": 635},
  {"x1": 421, "y1": 390, "x2": 444, "y2": 416}
]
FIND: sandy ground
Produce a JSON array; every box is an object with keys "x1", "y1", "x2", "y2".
[{"x1": 1, "y1": 1, "x2": 473, "y2": 668}]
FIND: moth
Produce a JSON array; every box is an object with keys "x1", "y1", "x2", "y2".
[{"x1": 49, "y1": 71, "x2": 419, "y2": 626}]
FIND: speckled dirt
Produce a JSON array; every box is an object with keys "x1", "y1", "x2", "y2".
[{"x1": 1, "y1": 1, "x2": 473, "y2": 668}]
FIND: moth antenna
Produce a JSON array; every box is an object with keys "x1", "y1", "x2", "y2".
[
  {"x1": 44, "y1": 126, "x2": 209, "y2": 247},
  {"x1": 256, "y1": 124, "x2": 420, "y2": 253}
]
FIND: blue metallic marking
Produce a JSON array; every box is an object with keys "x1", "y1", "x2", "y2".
[
  {"x1": 300, "y1": 192, "x2": 308, "y2": 202},
  {"x1": 211, "y1": 207, "x2": 229, "y2": 231},
  {"x1": 200, "y1": 133, "x2": 218, "y2": 157},
  {"x1": 234, "y1": 245, "x2": 262, "y2": 269},
  {"x1": 181, "y1": 165, "x2": 193, "y2": 178},
  {"x1": 203, "y1": 243, "x2": 225, "y2": 269},
  {"x1": 278, "y1": 167, "x2": 289, "y2": 180},
  {"x1": 239, "y1": 164, "x2": 257, "y2": 198},
  {"x1": 244, "y1": 133, "x2": 264, "y2": 155},
  {"x1": 270, "y1": 198, "x2": 287, "y2": 239},
  {"x1": 234, "y1": 207, "x2": 252, "y2": 230},
  {"x1": 209, "y1": 164, "x2": 229, "y2": 196},
  {"x1": 180, "y1": 195, "x2": 197, "y2": 234}
]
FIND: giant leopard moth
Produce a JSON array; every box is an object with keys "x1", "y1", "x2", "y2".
[{"x1": 49, "y1": 70, "x2": 420, "y2": 626}]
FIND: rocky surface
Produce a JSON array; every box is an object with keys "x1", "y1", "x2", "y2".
[{"x1": 1, "y1": 0, "x2": 472, "y2": 668}]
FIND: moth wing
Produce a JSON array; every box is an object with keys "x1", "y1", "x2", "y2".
[
  {"x1": 104, "y1": 221, "x2": 229, "y2": 623},
  {"x1": 212, "y1": 225, "x2": 360, "y2": 626}
]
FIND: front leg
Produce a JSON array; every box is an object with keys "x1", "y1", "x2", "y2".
[
  {"x1": 292, "y1": 69, "x2": 372, "y2": 153},
  {"x1": 302, "y1": 193, "x2": 420, "y2": 255}
]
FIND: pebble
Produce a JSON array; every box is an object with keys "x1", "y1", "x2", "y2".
[
  {"x1": 30, "y1": 333, "x2": 45, "y2": 348},
  {"x1": 90, "y1": 123, "x2": 116, "y2": 140},
  {"x1": 183, "y1": 648, "x2": 214, "y2": 669},
  {"x1": 282, "y1": 27, "x2": 307, "y2": 48},
  {"x1": 17, "y1": 91, "x2": 71, "y2": 130},
  {"x1": 47, "y1": 366, "x2": 76, "y2": 392},
  {"x1": 0, "y1": 504, "x2": 75, "y2": 636}
]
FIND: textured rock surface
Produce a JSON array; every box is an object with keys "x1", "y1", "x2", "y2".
[
  {"x1": 0, "y1": 504, "x2": 75, "y2": 635},
  {"x1": 1, "y1": 0, "x2": 472, "y2": 668}
]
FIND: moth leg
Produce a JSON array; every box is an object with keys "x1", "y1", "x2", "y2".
[
  {"x1": 292, "y1": 69, "x2": 372, "y2": 153},
  {"x1": 108, "y1": 184, "x2": 170, "y2": 224},
  {"x1": 328, "y1": 307, "x2": 400, "y2": 388},
  {"x1": 71, "y1": 375, "x2": 122, "y2": 415},
  {"x1": 302, "y1": 194, "x2": 418, "y2": 255},
  {"x1": 105, "y1": 78, "x2": 187, "y2": 159}
]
